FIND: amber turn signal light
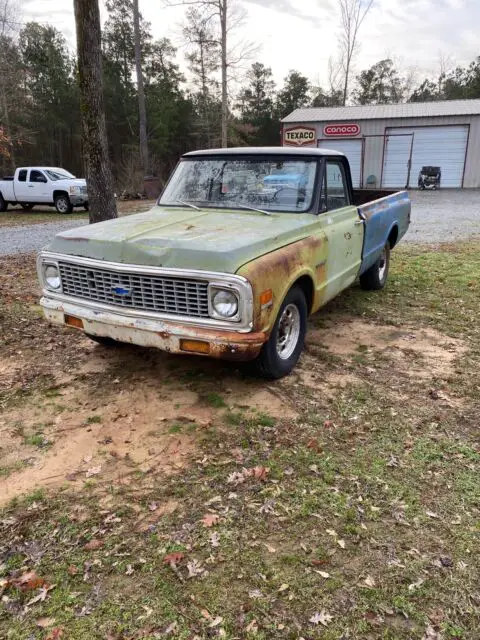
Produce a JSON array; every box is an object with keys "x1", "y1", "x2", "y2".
[
  {"x1": 259, "y1": 289, "x2": 273, "y2": 307},
  {"x1": 64, "y1": 314, "x2": 84, "y2": 329},
  {"x1": 180, "y1": 339, "x2": 210, "y2": 354}
]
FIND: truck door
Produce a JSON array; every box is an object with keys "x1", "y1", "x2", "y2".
[
  {"x1": 26, "y1": 170, "x2": 50, "y2": 203},
  {"x1": 13, "y1": 169, "x2": 29, "y2": 202},
  {"x1": 317, "y1": 159, "x2": 364, "y2": 303}
]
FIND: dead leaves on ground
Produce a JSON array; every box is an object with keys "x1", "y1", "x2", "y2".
[{"x1": 227, "y1": 466, "x2": 270, "y2": 486}]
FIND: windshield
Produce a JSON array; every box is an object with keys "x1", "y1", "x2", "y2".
[
  {"x1": 45, "y1": 169, "x2": 75, "y2": 181},
  {"x1": 160, "y1": 157, "x2": 318, "y2": 213}
]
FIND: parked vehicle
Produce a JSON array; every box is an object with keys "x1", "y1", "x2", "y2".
[
  {"x1": 37, "y1": 147, "x2": 411, "y2": 379},
  {"x1": 0, "y1": 167, "x2": 88, "y2": 213},
  {"x1": 418, "y1": 166, "x2": 441, "y2": 190}
]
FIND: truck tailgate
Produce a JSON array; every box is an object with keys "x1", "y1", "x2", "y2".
[{"x1": 358, "y1": 190, "x2": 411, "y2": 274}]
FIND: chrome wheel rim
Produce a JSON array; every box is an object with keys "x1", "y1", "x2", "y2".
[
  {"x1": 276, "y1": 304, "x2": 301, "y2": 360},
  {"x1": 57, "y1": 198, "x2": 69, "y2": 213},
  {"x1": 378, "y1": 248, "x2": 387, "y2": 281}
]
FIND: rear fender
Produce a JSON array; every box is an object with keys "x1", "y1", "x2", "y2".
[{"x1": 237, "y1": 235, "x2": 329, "y2": 334}]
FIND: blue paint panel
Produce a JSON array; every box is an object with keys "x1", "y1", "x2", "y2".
[{"x1": 359, "y1": 191, "x2": 411, "y2": 274}]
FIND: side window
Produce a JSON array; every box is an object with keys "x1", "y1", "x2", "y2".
[
  {"x1": 18, "y1": 170, "x2": 28, "y2": 182},
  {"x1": 325, "y1": 161, "x2": 349, "y2": 210},
  {"x1": 30, "y1": 170, "x2": 46, "y2": 183}
]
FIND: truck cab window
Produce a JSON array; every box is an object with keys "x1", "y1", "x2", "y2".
[
  {"x1": 18, "y1": 170, "x2": 27, "y2": 182},
  {"x1": 325, "y1": 161, "x2": 348, "y2": 210},
  {"x1": 30, "y1": 170, "x2": 47, "y2": 183}
]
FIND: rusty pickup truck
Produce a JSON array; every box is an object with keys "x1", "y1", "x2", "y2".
[{"x1": 37, "y1": 147, "x2": 410, "y2": 378}]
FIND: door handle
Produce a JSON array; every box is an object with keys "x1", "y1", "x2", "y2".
[
  {"x1": 28, "y1": 185, "x2": 34, "y2": 188},
  {"x1": 355, "y1": 219, "x2": 365, "y2": 225}
]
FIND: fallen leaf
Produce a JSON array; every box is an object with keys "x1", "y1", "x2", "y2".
[
  {"x1": 408, "y1": 578, "x2": 425, "y2": 592},
  {"x1": 67, "y1": 566, "x2": 79, "y2": 576},
  {"x1": 314, "y1": 571, "x2": 330, "y2": 578},
  {"x1": 337, "y1": 539, "x2": 346, "y2": 549},
  {"x1": 252, "y1": 466, "x2": 269, "y2": 480},
  {"x1": 209, "y1": 532, "x2": 220, "y2": 548},
  {"x1": 311, "y1": 559, "x2": 328, "y2": 567},
  {"x1": 364, "y1": 575, "x2": 376, "y2": 587},
  {"x1": 209, "y1": 616, "x2": 223, "y2": 628},
  {"x1": 187, "y1": 559, "x2": 204, "y2": 578},
  {"x1": 245, "y1": 619, "x2": 258, "y2": 633},
  {"x1": 264, "y1": 543, "x2": 276, "y2": 553},
  {"x1": 85, "y1": 466, "x2": 102, "y2": 478},
  {"x1": 201, "y1": 513, "x2": 220, "y2": 527},
  {"x1": 83, "y1": 539, "x2": 104, "y2": 551},
  {"x1": 125, "y1": 564, "x2": 134, "y2": 575},
  {"x1": 36, "y1": 617, "x2": 56, "y2": 628},
  {"x1": 310, "y1": 610, "x2": 333, "y2": 626},
  {"x1": 45, "y1": 628, "x2": 64, "y2": 640},
  {"x1": 148, "y1": 502, "x2": 158, "y2": 512},
  {"x1": 13, "y1": 571, "x2": 45, "y2": 591},
  {"x1": 278, "y1": 583, "x2": 289, "y2": 592},
  {"x1": 25, "y1": 584, "x2": 56, "y2": 607},
  {"x1": 200, "y1": 609, "x2": 212, "y2": 620},
  {"x1": 163, "y1": 552, "x2": 185, "y2": 566},
  {"x1": 423, "y1": 624, "x2": 443, "y2": 640},
  {"x1": 426, "y1": 511, "x2": 440, "y2": 519},
  {"x1": 165, "y1": 621, "x2": 178, "y2": 634},
  {"x1": 326, "y1": 529, "x2": 337, "y2": 537}
]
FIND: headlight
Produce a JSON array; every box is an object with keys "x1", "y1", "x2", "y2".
[
  {"x1": 69, "y1": 186, "x2": 81, "y2": 195},
  {"x1": 212, "y1": 289, "x2": 239, "y2": 318},
  {"x1": 43, "y1": 264, "x2": 61, "y2": 290}
]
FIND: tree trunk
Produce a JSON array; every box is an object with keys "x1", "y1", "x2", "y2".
[
  {"x1": 220, "y1": 0, "x2": 228, "y2": 148},
  {"x1": 342, "y1": 65, "x2": 349, "y2": 106},
  {"x1": 133, "y1": 0, "x2": 149, "y2": 176},
  {"x1": 73, "y1": 0, "x2": 117, "y2": 224}
]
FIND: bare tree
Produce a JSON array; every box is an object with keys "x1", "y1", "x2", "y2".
[
  {"x1": 133, "y1": 0, "x2": 149, "y2": 175},
  {"x1": 338, "y1": 0, "x2": 373, "y2": 105},
  {"x1": 0, "y1": 0, "x2": 19, "y2": 168},
  {"x1": 162, "y1": 0, "x2": 250, "y2": 148},
  {"x1": 73, "y1": 0, "x2": 117, "y2": 223}
]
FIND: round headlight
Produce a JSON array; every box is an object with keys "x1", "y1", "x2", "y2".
[
  {"x1": 212, "y1": 290, "x2": 238, "y2": 318},
  {"x1": 44, "y1": 264, "x2": 61, "y2": 290}
]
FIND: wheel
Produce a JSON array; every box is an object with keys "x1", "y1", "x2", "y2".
[
  {"x1": 83, "y1": 203, "x2": 89, "y2": 211},
  {"x1": 21, "y1": 203, "x2": 34, "y2": 211},
  {"x1": 86, "y1": 334, "x2": 119, "y2": 347},
  {"x1": 0, "y1": 194, "x2": 7, "y2": 212},
  {"x1": 55, "y1": 194, "x2": 73, "y2": 214},
  {"x1": 360, "y1": 243, "x2": 390, "y2": 291},
  {"x1": 251, "y1": 285, "x2": 307, "y2": 379}
]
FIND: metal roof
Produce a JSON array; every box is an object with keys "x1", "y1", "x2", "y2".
[
  {"x1": 282, "y1": 99, "x2": 480, "y2": 123},
  {"x1": 184, "y1": 147, "x2": 343, "y2": 157}
]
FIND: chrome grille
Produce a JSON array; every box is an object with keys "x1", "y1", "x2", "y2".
[
  {"x1": 58, "y1": 262, "x2": 210, "y2": 318},
  {"x1": 80, "y1": 186, "x2": 88, "y2": 195}
]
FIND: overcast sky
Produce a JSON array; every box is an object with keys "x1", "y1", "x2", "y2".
[{"x1": 22, "y1": 0, "x2": 479, "y2": 88}]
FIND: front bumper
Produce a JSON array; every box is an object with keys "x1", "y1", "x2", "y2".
[
  {"x1": 70, "y1": 195, "x2": 88, "y2": 206},
  {"x1": 41, "y1": 296, "x2": 266, "y2": 362}
]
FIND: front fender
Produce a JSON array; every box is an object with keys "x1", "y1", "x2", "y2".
[{"x1": 237, "y1": 235, "x2": 329, "y2": 334}]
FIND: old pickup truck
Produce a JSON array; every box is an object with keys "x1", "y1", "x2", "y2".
[{"x1": 37, "y1": 148, "x2": 410, "y2": 378}]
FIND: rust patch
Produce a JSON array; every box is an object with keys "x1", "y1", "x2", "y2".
[{"x1": 238, "y1": 234, "x2": 329, "y2": 333}]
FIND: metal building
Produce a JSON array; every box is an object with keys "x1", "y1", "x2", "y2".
[{"x1": 281, "y1": 99, "x2": 480, "y2": 188}]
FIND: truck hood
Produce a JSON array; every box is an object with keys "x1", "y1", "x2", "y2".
[
  {"x1": 55, "y1": 178, "x2": 86, "y2": 187},
  {"x1": 48, "y1": 206, "x2": 318, "y2": 273}
]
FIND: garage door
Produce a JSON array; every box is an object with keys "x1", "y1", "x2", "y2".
[
  {"x1": 318, "y1": 139, "x2": 362, "y2": 187},
  {"x1": 382, "y1": 126, "x2": 469, "y2": 188}
]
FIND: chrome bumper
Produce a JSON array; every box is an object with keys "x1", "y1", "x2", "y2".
[{"x1": 41, "y1": 296, "x2": 266, "y2": 362}]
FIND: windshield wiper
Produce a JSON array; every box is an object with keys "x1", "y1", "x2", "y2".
[
  {"x1": 234, "y1": 204, "x2": 272, "y2": 217},
  {"x1": 175, "y1": 200, "x2": 201, "y2": 211}
]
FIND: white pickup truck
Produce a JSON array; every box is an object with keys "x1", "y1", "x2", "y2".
[{"x1": 0, "y1": 167, "x2": 88, "y2": 214}]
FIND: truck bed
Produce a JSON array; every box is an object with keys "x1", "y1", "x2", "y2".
[{"x1": 354, "y1": 189, "x2": 411, "y2": 275}]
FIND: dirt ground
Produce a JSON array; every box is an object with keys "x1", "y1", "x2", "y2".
[{"x1": 1, "y1": 246, "x2": 479, "y2": 639}]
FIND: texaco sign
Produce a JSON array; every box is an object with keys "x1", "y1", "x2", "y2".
[{"x1": 283, "y1": 126, "x2": 316, "y2": 146}]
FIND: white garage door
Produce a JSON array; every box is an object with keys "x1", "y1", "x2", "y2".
[
  {"x1": 318, "y1": 139, "x2": 362, "y2": 187},
  {"x1": 382, "y1": 126, "x2": 469, "y2": 188}
]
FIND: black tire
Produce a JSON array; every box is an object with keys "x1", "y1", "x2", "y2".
[
  {"x1": 54, "y1": 193, "x2": 73, "y2": 214},
  {"x1": 0, "y1": 194, "x2": 7, "y2": 212},
  {"x1": 251, "y1": 285, "x2": 307, "y2": 380},
  {"x1": 360, "y1": 243, "x2": 391, "y2": 291},
  {"x1": 86, "y1": 334, "x2": 119, "y2": 347},
  {"x1": 21, "y1": 203, "x2": 34, "y2": 211},
  {"x1": 84, "y1": 203, "x2": 89, "y2": 212}
]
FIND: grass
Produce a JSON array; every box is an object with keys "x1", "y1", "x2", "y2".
[{"x1": 0, "y1": 242, "x2": 479, "y2": 639}]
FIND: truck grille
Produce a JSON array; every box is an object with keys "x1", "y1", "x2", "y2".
[{"x1": 58, "y1": 262, "x2": 210, "y2": 318}]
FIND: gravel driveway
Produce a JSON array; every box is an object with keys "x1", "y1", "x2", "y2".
[{"x1": 1, "y1": 190, "x2": 479, "y2": 256}]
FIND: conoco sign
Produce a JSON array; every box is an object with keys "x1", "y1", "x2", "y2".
[
  {"x1": 284, "y1": 126, "x2": 316, "y2": 146},
  {"x1": 323, "y1": 123, "x2": 361, "y2": 137}
]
